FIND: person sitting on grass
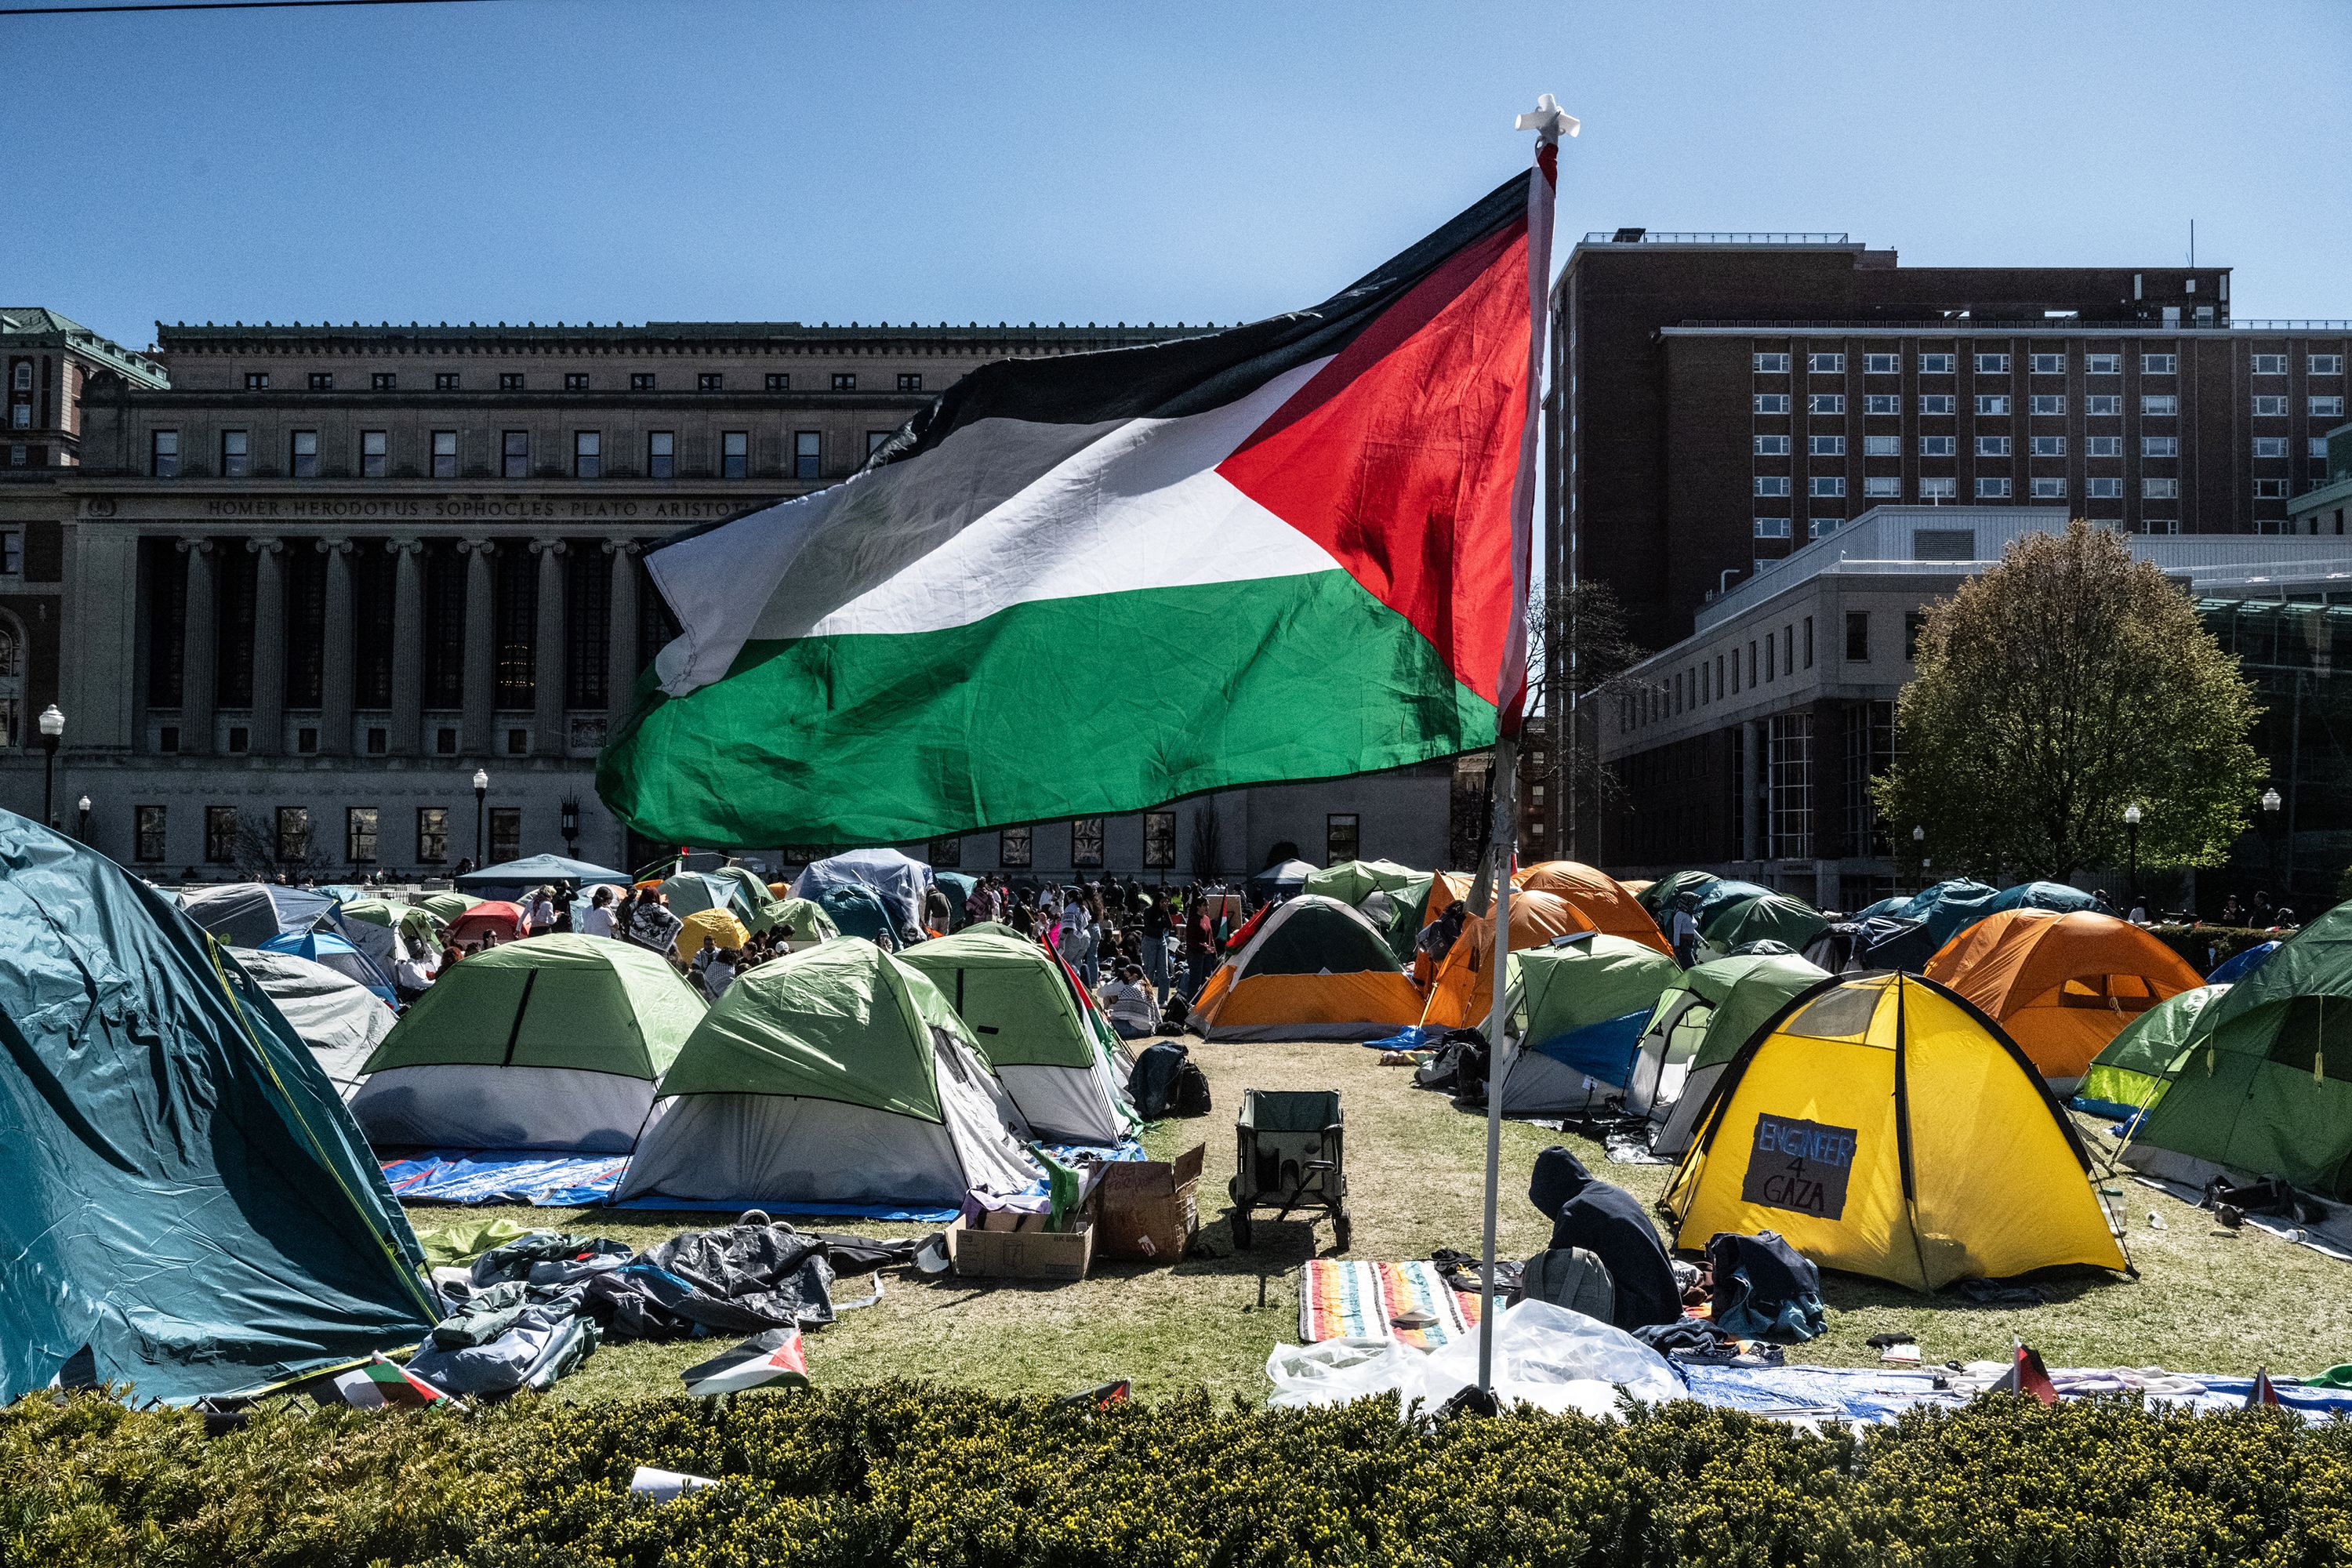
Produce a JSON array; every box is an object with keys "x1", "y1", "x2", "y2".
[
  {"x1": 1103, "y1": 962, "x2": 1161, "y2": 1040},
  {"x1": 1527, "y1": 1146, "x2": 1682, "y2": 1331}
]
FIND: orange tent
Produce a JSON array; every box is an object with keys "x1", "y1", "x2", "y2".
[
  {"x1": 1420, "y1": 889, "x2": 1597, "y2": 1031},
  {"x1": 1514, "y1": 861, "x2": 1673, "y2": 956},
  {"x1": 1924, "y1": 908, "x2": 2203, "y2": 1086}
]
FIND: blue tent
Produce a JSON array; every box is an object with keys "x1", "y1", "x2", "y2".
[
  {"x1": 179, "y1": 882, "x2": 335, "y2": 947},
  {"x1": 1986, "y1": 880, "x2": 2100, "y2": 919},
  {"x1": 262, "y1": 927, "x2": 398, "y2": 1007},
  {"x1": 815, "y1": 882, "x2": 898, "y2": 946},
  {"x1": 2209, "y1": 940, "x2": 2281, "y2": 984},
  {"x1": 0, "y1": 810, "x2": 434, "y2": 1403},
  {"x1": 456, "y1": 853, "x2": 631, "y2": 902}
]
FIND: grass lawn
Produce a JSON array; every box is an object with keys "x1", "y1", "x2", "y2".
[{"x1": 412, "y1": 1038, "x2": 2352, "y2": 1405}]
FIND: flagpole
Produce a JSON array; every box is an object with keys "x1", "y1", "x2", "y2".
[{"x1": 1477, "y1": 93, "x2": 1575, "y2": 1406}]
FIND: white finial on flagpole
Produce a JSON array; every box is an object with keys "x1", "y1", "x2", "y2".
[{"x1": 1515, "y1": 93, "x2": 1578, "y2": 143}]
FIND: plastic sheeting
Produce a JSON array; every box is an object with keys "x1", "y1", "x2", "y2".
[
  {"x1": 381, "y1": 1149, "x2": 633, "y2": 1206},
  {"x1": 791, "y1": 848, "x2": 932, "y2": 940},
  {"x1": 1267, "y1": 1300, "x2": 1682, "y2": 1417}
]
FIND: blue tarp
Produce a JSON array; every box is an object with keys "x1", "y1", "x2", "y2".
[
  {"x1": 1675, "y1": 1363, "x2": 2352, "y2": 1423},
  {"x1": 261, "y1": 927, "x2": 397, "y2": 1007},
  {"x1": 2209, "y1": 941, "x2": 2281, "y2": 984}
]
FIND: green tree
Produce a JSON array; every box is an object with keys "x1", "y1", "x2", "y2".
[{"x1": 1874, "y1": 520, "x2": 2264, "y2": 883}]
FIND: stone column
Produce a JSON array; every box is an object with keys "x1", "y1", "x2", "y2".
[
  {"x1": 604, "y1": 539, "x2": 638, "y2": 734},
  {"x1": 459, "y1": 538, "x2": 495, "y2": 755},
  {"x1": 1740, "y1": 718, "x2": 1763, "y2": 866},
  {"x1": 246, "y1": 537, "x2": 286, "y2": 756},
  {"x1": 178, "y1": 538, "x2": 217, "y2": 755},
  {"x1": 318, "y1": 538, "x2": 354, "y2": 754},
  {"x1": 530, "y1": 538, "x2": 566, "y2": 756},
  {"x1": 387, "y1": 539, "x2": 425, "y2": 755}
]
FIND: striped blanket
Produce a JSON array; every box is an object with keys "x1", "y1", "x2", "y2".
[{"x1": 1298, "y1": 1260, "x2": 1483, "y2": 1351}]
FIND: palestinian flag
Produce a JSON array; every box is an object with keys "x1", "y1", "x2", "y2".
[
  {"x1": 680, "y1": 1328, "x2": 810, "y2": 1396},
  {"x1": 2248, "y1": 1366, "x2": 2283, "y2": 1407},
  {"x1": 1987, "y1": 1341, "x2": 2059, "y2": 1406},
  {"x1": 599, "y1": 152, "x2": 1557, "y2": 848},
  {"x1": 332, "y1": 1352, "x2": 454, "y2": 1410}
]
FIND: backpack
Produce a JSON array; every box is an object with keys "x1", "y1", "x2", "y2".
[
  {"x1": 1705, "y1": 1231, "x2": 1825, "y2": 1342},
  {"x1": 1127, "y1": 1040, "x2": 1211, "y2": 1120},
  {"x1": 1519, "y1": 1246, "x2": 1616, "y2": 1321},
  {"x1": 1171, "y1": 1060, "x2": 1213, "y2": 1118}
]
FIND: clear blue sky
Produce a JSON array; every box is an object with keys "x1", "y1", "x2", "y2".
[{"x1": 13, "y1": 0, "x2": 2350, "y2": 353}]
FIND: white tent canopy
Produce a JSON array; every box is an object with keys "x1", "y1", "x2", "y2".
[{"x1": 234, "y1": 949, "x2": 395, "y2": 1102}]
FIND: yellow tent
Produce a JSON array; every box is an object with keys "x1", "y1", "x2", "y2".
[
  {"x1": 1189, "y1": 895, "x2": 1425, "y2": 1041},
  {"x1": 673, "y1": 907, "x2": 750, "y2": 961},
  {"x1": 1659, "y1": 971, "x2": 2127, "y2": 1291},
  {"x1": 1419, "y1": 889, "x2": 1595, "y2": 1031}
]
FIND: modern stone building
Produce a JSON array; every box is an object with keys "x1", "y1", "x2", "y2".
[{"x1": 16, "y1": 314, "x2": 1457, "y2": 881}]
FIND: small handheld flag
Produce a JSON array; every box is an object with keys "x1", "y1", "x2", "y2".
[
  {"x1": 680, "y1": 1328, "x2": 810, "y2": 1396},
  {"x1": 1987, "y1": 1340, "x2": 2059, "y2": 1405},
  {"x1": 2249, "y1": 1366, "x2": 2283, "y2": 1407},
  {"x1": 332, "y1": 1352, "x2": 456, "y2": 1410}
]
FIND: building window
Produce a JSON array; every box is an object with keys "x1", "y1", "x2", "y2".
[
  {"x1": 765, "y1": 372, "x2": 789, "y2": 391},
  {"x1": 1754, "y1": 393, "x2": 1789, "y2": 415},
  {"x1": 244, "y1": 372, "x2": 270, "y2": 391},
  {"x1": 1975, "y1": 394, "x2": 2011, "y2": 416},
  {"x1": 2255, "y1": 478, "x2": 2288, "y2": 499},
  {"x1": 1918, "y1": 353, "x2": 1955, "y2": 374},
  {"x1": 8, "y1": 364, "x2": 27, "y2": 391},
  {"x1": 436, "y1": 727, "x2": 457, "y2": 755},
  {"x1": 289, "y1": 429, "x2": 319, "y2": 477},
  {"x1": 2143, "y1": 436, "x2": 2177, "y2": 458},
  {"x1": 1919, "y1": 394, "x2": 1955, "y2": 416},
  {"x1": 488, "y1": 807, "x2": 521, "y2": 862},
  {"x1": 927, "y1": 835, "x2": 963, "y2": 869},
  {"x1": 151, "y1": 430, "x2": 180, "y2": 477},
  {"x1": 2031, "y1": 435, "x2": 2066, "y2": 457},
  {"x1": 1808, "y1": 353, "x2": 1845, "y2": 374},
  {"x1": 648, "y1": 430, "x2": 674, "y2": 478},
  {"x1": 2031, "y1": 477, "x2": 2068, "y2": 499},
  {"x1": 1975, "y1": 477, "x2": 2011, "y2": 499},
  {"x1": 303, "y1": 372, "x2": 332, "y2": 391},
  {"x1": 1754, "y1": 434, "x2": 1790, "y2": 456},
  {"x1": 296, "y1": 727, "x2": 318, "y2": 755},
  {"x1": 1327, "y1": 813, "x2": 1360, "y2": 866},
  {"x1": 1767, "y1": 712, "x2": 1811, "y2": 858},
  {"x1": 132, "y1": 805, "x2": 166, "y2": 862},
  {"x1": 2311, "y1": 437, "x2": 2330, "y2": 459},
  {"x1": 721, "y1": 430, "x2": 749, "y2": 478},
  {"x1": 631, "y1": 372, "x2": 656, "y2": 392},
  {"x1": 1754, "y1": 476, "x2": 1790, "y2": 497},
  {"x1": 896, "y1": 372, "x2": 923, "y2": 392},
  {"x1": 564, "y1": 372, "x2": 590, "y2": 392},
  {"x1": 793, "y1": 430, "x2": 821, "y2": 480},
  {"x1": 2086, "y1": 395, "x2": 2122, "y2": 417},
  {"x1": 2029, "y1": 394, "x2": 2066, "y2": 416},
  {"x1": 361, "y1": 429, "x2": 387, "y2": 477},
  {"x1": 1809, "y1": 475, "x2": 1846, "y2": 497},
  {"x1": 2085, "y1": 353, "x2": 2121, "y2": 376},
  {"x1": 502, "y1": 429, "x2": 529, "y2": 477},
  {"x1": 1142, "y1": 811, "x2": 1176, "y2": 869},
  {"x1": 1864, "y1": 353, "x2": 1900, "y2": 375},
  {"x1": 866, "y1": 430, "x2": 894, "y2": 457},
  {"x1": 2030, "y1": 354, "x2": 2067, "y2": 375},
  {"x1": 416, "y1": 806, "x2": 448, "y2": 863},
  {"x1": 2143, "y1": 394, "x2": 2179, "y2": 416},
  {"x1": 1753, "y1": 352, "x2": 1789, "y2": 373},
  {"x1": 1860, "y1": 434, "x2": 1898, "y2": 457},
  {"x1": 1845, "y1": 612, "x2": 1869, "y2": 662},
  {"x1": 1810, "y1": 516, "x2": 1845, "y2": 538},
  {"x1": 574, "y1": 430, "x2": 601, "y2": 477},
  {"x1": 1974, "y1": 353, "x2": 2010, "y2": 375},
  {"x1": 831, "y1": 372, "x2": 857, "y2": 391},
  {"x1": 1808, "y1": 393, "x2": 1845, "y2": 415},
  {"x1": 2087, "y1": 477, "x2": 2123, "y2": 498},
  {"x1": 2087, "y1": 435, "x2": 2122, "y2": 457},
  {"x1": 1808, "y1": 434, "x2": 1845, "y2": 456},
  {"x1": 1000, "y1": 825, "x2": 1032, "y2": 868},
  {"x1": 1919, "y1": 477, "x2": 1957, "y2": 500},
  {"x1": 216, "y1": 428, "x2": 249, "y2": 477},
  {"x1": 346, "y1": 807, "x2": 378, "y2": 864},
  {"x1": 506, "y1": 726, "x2": 527, "y2": 755},
  {"x1": 275, "y1": 806, "x2": 310, "y2": 864},
  {"x1": 1864, "y1": 394, "x2": 1900, "y2": 416},
  {"x1": 1753, "y1": 516, "x2": 1791, "y2": 539},
  {"x1": 1071, "y1": 817, "x2": 1105, "y2": 868},
  {"x1": 1976, "y1": 436, "x2": 2011, "y2": 457},
  {"x1": 1904, "y1": 612, "x2": 1927, "y2": 660},
  {"x1": 2314, "y1": 397, "x2": 2347, "y2": 418},
  {"x1": 698, "y1": 372, "x2": 724, "y2": 392},
  {"x1": 366, "y1": 727, "x2": 387, "y2": 754},
  {"x1": 2310, "y1": 354, "x2": 2343, "y2": 376},
  {"x1": 1863, "y1": 475, "x2": 1900, "y2": 498},
  {"x1": 431, "y1": 429, "x2": 457, "y2": 477},
  {"x1": 0, "y1": 530, "x2": 19, "y2": 575},
  {"x1": 2143, "y1": 477, "x2": 2179, "y2": 499},
  {"x1": 1803, "y1": 615, "x2": 1814, "y2": 668},
  {"x1": 436, "y1": 372, "x2": 460, "y2": 391},
  {"x1": 205, "y1": 805, "x2": 238, "y2": 863},
  {"x1": 2141, "y1": 353, "x2": 2176, "y2": 375},
  {"x1": 6, "y1": 443, "x2": 21, "y2": 463},
  {"x1": 2254, "y1": 437, "x2": 2288, "y2": 459},
  {"x1": 1920, "y1": 435, "x2": 1956, "y2": 456},
  {"x1": 2251, "y1": 354, "x2": 2287, "y2": 376},
  {"x1": 499, "y1": 372, "x2": 525, "y2": 391}
]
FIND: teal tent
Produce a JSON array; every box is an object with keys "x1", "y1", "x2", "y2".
[
  {"x1": 1987, "y1": 880, "x2": 2100, "y2": 920},
  {"x1": 1636, "y1": 870, "x2": 1720, "y2": 921},
  {"x1": 0, "y1": 810, "x2": 435, "y2": 1403},
  {"x1": 1698, "y1": 892, "x2": 1828, "y2": 959}
]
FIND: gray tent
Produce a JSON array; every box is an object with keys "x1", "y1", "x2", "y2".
[
  {"x1": 179, "y1": 883, "x2": 332, "y2": 946},
  {"x1": 234, "y1": 949, "x2": 396, "y2": 1102}
]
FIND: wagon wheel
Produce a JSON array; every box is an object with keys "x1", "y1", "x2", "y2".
[
  {"x1": 1229, "y1": 1208, "x2": 1253, "y2": 1250},
  {"x1": 1332, "y1": 1210, "x2": 1353, "y2": 1253}
]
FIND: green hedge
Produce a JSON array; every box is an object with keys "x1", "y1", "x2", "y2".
[
  {"x1": 2147, "y1": 923, "x2": 2292, "y2": 975},
  {"x1": 10, "y1": 1386, "x2": 2352, "y2": 1567}
]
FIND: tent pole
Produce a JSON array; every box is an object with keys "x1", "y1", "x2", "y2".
[{"x1": 1475, "y1": 734, "x2": 1517, "y2": 1399}]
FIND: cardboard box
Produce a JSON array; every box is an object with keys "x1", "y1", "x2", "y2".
[
  {"x1": 1094, "y1": 1144, "x2": 1206, "y2": 1263},
  {"x1": 946, "y1": 1213, "x2": 1097, "y2": 1282}
]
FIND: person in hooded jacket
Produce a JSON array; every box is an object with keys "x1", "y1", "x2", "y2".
[{"x1": 1527, "y1": 1146, "x2": 1682, "y2": 1330}]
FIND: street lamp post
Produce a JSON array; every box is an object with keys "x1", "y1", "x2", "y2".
[
  {"x1": 2261, "y1": 787, "x2": 2283, "y2": 896},
  {"x1": 560, "y1": 797, "x2": 581, "y2": 858},
  {"x1": 77, "y1": 795, "x2": 92, "y2": 844},
  {"x1": 1912, "y1": 825, "x2": 1929, "y2": 891},
  {"x1": 2122, "y1": 804, "x2": 2143, "y2": 909},
  {"x1": 473, "y1": 768, "x2": 490, "y2": 866},
  {"x1": 36, "y1": 704, "x2": 63, "y2": 828}
]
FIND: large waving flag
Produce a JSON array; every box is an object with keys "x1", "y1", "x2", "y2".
[{"x1": 600, "y1": 160, "x2": 1554, "y2": 848}]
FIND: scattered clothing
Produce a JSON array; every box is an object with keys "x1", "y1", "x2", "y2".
[
  {"x1": 583, "y1": 1221, "x2": 847, "y2": 1341},
  {"x1": 1705, "y1": 1232, "x2": 1827, "y2": 1343}
]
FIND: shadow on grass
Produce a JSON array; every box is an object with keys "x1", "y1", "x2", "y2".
[{"x1": 1817, "y1": 1264, "x2": 2129, "y2": 1315}]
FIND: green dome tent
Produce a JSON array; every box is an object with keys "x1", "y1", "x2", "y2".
[
  {"x1": 1699, "y1": 891, "x2": 1828, "y2": 960},
  {"x1": 416, "y1": 890, "x2": 480, "y2": 926},
  {"x1": 900, "y1": 928, "x2": 1138, "y2": 1144},
  {"x1": 661, "y1": 869, "x2": 754, "y2": 924},
  {"x1": 350, "y1": 934, "x2": 705, "y2": 1152},
  {"x1": 1635, "y1": 870, "x2": 1720, "y2": 922},
  {"x1": 2076, "y1": 983, "x2": 2230, "y2": 1121},
  {"x1": 772, "y1": 896, "x2": 840, "y2": 947},
  {"x1": 716, "y1": 865, "x2": 790, "y2": 933},
  {"x1": 618, "y1": 938, "x2": 1043, "y2": 1208},
  {"x1": 1496, "y1": 934, "x2": 1683, "y2": 1113},
  {"x1": 1303, "y1": 858, "x2": 1423, "y2": 909},
  {"x1": 339, "y1": 897, "x2": 445, "y2": 953},
  {"x1": 1624, "y1": 952, "x2": 1828, "y2": 1156},
  {"x1": 1379, "y1": 871, "x2": 1442, "y2": 964},
  {"x1": 0, "y1": 811, "x2": 434, "y2": 1403},
  {"x1": 2125, "y1": 902, "x2": 2352, "y2": 1196}
]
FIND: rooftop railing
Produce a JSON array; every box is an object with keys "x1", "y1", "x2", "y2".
[{"x1": 1579, "y1": 231, "x2": 1853, "y2": 245}]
